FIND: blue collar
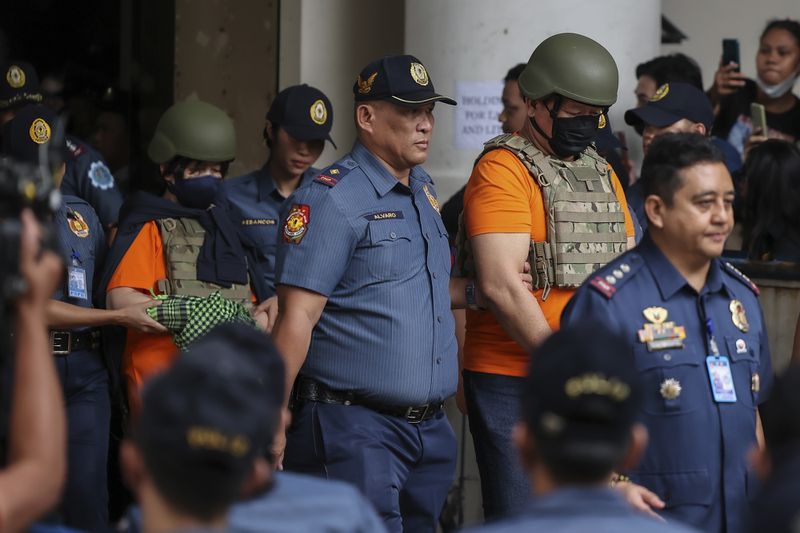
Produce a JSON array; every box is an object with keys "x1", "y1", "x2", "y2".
[
  {"x1": 256, "y1": 163, "x2": 314, "y2": 202},
  {"x1": 523, "y1": 487, "x2": 633, "y2": 517},
  {"x1": 350, "y1": 141, "x2": 431, "y2": 197},
  {"x1": 638, "y1": 233, "x2": 728, "y2": 300}
]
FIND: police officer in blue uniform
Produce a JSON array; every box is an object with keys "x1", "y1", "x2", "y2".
[
  {"x1": 469, "y1": 324, "x2": 699, "y2": 533},
  {"x1": 0, "y1": 61, "x2": 123, "y2": 231},
  {"x1": 216, "y1": 84, "x2": 335, "y2": 304},
  {"x1": 562, "y1": 133, "x2": 772, "y2": 533},
  {"x1": 2, "y1": 105, "x2": 164, "y2": 531},
  {"x1": 271, "y1": 55, "x2": 458, "y2": 533}
]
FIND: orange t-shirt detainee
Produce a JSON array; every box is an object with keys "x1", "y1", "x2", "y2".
[
  {"x1": 107, "y1": 221, "x2": 177, "y2": 416},
  {"x1": 463, "y1": 147, "x2": 635, "y2": 378}
]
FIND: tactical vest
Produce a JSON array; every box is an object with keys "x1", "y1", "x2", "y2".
[
  {"x1": 455, "y1": 134, "x2": 627, "y2": 300},
  {"x1": 156, "y1": 217, "x2": 252, "y2": 306}
]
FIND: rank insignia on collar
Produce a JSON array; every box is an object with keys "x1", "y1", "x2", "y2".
[
  {"x1": 282, "y1": 204, "x2": 310, "y2": 244},
  {"x1": 730, "y1": 300, "x2": 749, "y2": 332},
  {"x1": 423, "y1": 185, "x2": 440, "y2": 213},
  {"x1": 643, "y1": 306, "x2": 668, "y2": 325},
  {"x1": 638, "y1": 307, "x2": 685, "y2": 351},
  {"x1": 67, "y1": 209, "x2": 90, "y2": 238}
]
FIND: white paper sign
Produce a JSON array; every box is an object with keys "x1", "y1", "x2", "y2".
[{"x1": 455, "y1": 80, "x2": 504, "y2": 150}]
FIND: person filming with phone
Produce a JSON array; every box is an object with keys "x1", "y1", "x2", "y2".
[{"x1": 709, "y1": 19, "x2": 800, "y2": 159}]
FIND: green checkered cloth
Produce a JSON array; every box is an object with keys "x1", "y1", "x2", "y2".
[{"x1": 146, "y1": 291, "x2": 256, "y2": 350}]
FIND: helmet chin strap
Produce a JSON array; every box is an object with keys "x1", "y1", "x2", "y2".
[{"x1": 529, "y1": 95, "x2": 562, "y2": 145}]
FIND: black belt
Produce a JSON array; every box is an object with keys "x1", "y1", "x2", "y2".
[
  {"x1": 50, "y1": 330, "x2": 99, "y2": 356},
  {"x1": 293, "y1": 377, "x2": 443, "y2": 424}
]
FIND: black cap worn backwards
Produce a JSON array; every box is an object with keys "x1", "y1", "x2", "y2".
[
  {"x1": 136, "y1": 323, "x2": 281, "y2": 488},
  {"x1": 267, "y1": 84, "x2": 336, "y2": 149},
  {"x1": 0, "y1": 61, "x2": 43, "y2": 110},
  {"x1": 2, "y1": 104, "x2": 66, "y2": 166},
  {"x1": 353, "y1": 55, "x2": 456, "y2": 107},
  {"x1": 522, "y1": 323, "x2": 642, "y2": 462},
  {"x1": 624, "y1": 82, "x2": 714, "y2": 132}
]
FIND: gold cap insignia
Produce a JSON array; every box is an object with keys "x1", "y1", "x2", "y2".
[
  {"x1": 410, "y1": 62, "x2": 429, "y2": 86},
  {"x1": 651, "y1": 83, "x2": 669, "y2": 102},
  {"x1": 6, "y1": 65, "x2": 25, "y2": 89},
  {"x1": 310, "y1": 99, "x2": 328, "y2": 125},
  {"x1": 660, "y1": 378, "x2": 682, "y2": 400},
  {"x1": 29, "y1": 118, "x2": 51, "y2": 145},
  {"x1": 643, "y1": 307, "x2": 668, "y2": 325},
  {"x1": 357, "y1": 72, "x2": 378, "y2": 94},
  {"x1": 598, "y1": 114, "x2": 607, "y2": 129},
  {"x1": 729, "y1": 300, "x2": 749, "y2": 332}
]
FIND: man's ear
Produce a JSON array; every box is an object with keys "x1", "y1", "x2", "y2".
[
  {"x1": 264, "y1": 120, "x2": 275, "y2": 143},
  {"x1": 644, "y1": 194, "x2": 667, "y2": 229},
  {"x1": 240, "y1": 456, "x2": 272, "y2": 498},
  {"x1": 120, "y1": 440, "x2": 146, "y2": 496},
  {"x1": 695, "y1": 123, "x2": 708, "y2": 136},
  {"x1": 355, "y1": 103, "x2": 378, "y2": 134}
]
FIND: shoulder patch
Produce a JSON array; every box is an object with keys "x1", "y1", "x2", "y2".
[
  {"x1": 314, "y1": 161, "x2": 356, "y2": 188},
  {"x1": 88, "y1": 160, "x2": 115, "y2": 190},
  {"x1": 587, "y1": 253, "x2": 644, "y2": 299},
  {"x1": 723, "y1": 261, "x2": 760, "y2": 296}
]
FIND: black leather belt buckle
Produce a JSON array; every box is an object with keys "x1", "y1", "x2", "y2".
[
  {"x1": 51, "y1": 331, "x2": 71, "y2": 355},
  {"x1": 405, "y1": 404, "x2": 430, "y2": 424}
]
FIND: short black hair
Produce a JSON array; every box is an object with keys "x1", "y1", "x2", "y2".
[
  {"x1": 641, "y1": 133, "x2": 725, "y2": 206},
  {"x1": 761, "y1": 366, "x2": 800, "y2": 462},
  {"x1": 636, "y1": 53, "x2": 703, "y2": 90},
  {"x1": 761, "y1": 18, "x2": 800, "y2": 46},
  {"x1": 504, "y1": 63, "x2": 526, "y2": 83}
]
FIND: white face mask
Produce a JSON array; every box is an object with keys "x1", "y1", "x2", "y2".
[{"x1": 756, "y1": 67, "x2": 800, "y2": 98}]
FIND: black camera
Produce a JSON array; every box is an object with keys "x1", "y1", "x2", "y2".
[{"x1": 0, "y1": 157, "x2": 61, "y2": 305}]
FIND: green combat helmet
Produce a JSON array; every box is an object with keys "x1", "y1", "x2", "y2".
[
  {"x1": 148, "y1": 99, "x2": 236, "y2": 164},
  {"x1": 518, "y1": 32, "x2": 619, "y2": 107}
]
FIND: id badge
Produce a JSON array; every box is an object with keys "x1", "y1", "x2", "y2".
[
  {"x1": 706, "y1": 355, "x2": 737, "y2": 403},
  {"x1": 67, "y1": 266, "x2": 88, "y2": 300}
]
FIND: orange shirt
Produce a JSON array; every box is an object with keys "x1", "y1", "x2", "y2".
[
  {"x1": 463, "y1": 146, "x2": 634, "y2": 377},
  {"x1": 107, "y1": 221, "x2": 177, "y2": 415}
]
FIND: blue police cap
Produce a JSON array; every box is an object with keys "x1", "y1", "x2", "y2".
[
  {"x1": 0, "y1": 61, "x2": 43, "y2": 110},
  {"x1": 2, "y1": 104, "x2": 66, "y2": 166},
  {"x1": 353, "y1": 55, "x2": 456, "y2": 107},
  {"x1": 136, "y1": 323, "x2": 280, "y2": 483},
  {"x1": 267, "y1": 84, "x2": 336, "y2": 149},
  {"x1": 523, "y1": 323, "x2": 642, "y2": 460},
  {"x1": 624, "y1": 82, "x2": 714, "y2": 132}
]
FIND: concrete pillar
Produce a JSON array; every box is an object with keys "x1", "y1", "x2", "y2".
[
  {"x1": 174, "y1": 0, "x2": 279, "y2": 177},
  {"x1": 279, "y1": 0, "x2": 406, "y2": 168},
  {"x1": 405, "y1": 0, "x2": 662, "y2": 200}
]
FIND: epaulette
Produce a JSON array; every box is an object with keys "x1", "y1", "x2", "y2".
[
  {"x1": 314, "y1": 160, "x2": 356, "y2": 188},
  {"x1": 587, "y1": 253, "x2": 644, "y2": 299},
  {"x1": 722, "y1": 261, "x2": 760, "y2": 296},
  {"x1": 65, "y1": 138, "x2": 85, "y2": 159}
]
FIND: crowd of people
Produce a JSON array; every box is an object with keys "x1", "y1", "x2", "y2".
[{"x1": 0, "y1": 14, "x2": 799, "y2": 533}]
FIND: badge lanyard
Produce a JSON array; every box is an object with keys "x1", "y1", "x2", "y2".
[
  {"x1": 705, "y1": 318, "x2": 737, "y2": 403},
  {"x1": 67, "y1": 247, "x2": 88, "y2": 301}
]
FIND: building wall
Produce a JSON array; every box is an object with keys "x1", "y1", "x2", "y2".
[
  {"x1": 279, "y1": 0, "x2": 406, "y2": 168},
  {"x1": 174, "y1": 0, "x2": 279, "y2": 177}
]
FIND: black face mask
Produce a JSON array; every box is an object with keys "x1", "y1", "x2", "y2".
[{"x1": 532, "y1": 99, "x2": 601, "y2": 158}]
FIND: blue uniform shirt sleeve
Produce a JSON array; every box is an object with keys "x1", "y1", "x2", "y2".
[{"x1": 275, "y1": 185, "x2": 358, "y2": 297}]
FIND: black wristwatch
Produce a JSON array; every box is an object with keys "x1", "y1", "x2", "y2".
[{"x1": 465, "y1": 280, "x2": 481, "y2": 310}]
